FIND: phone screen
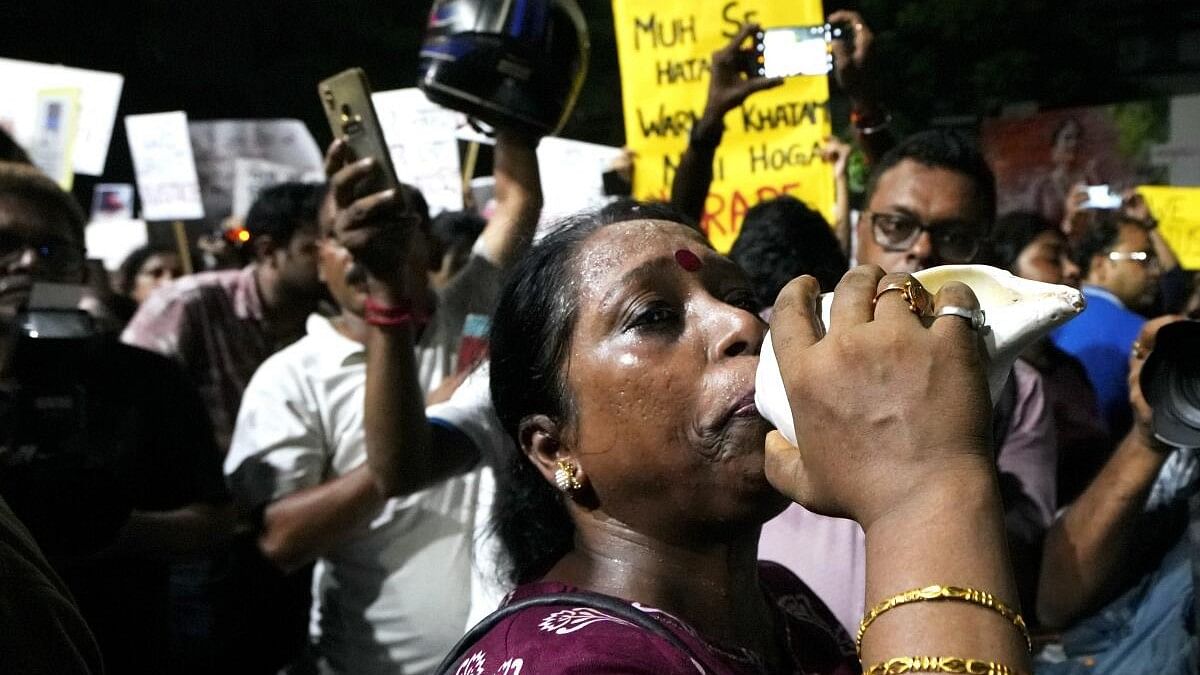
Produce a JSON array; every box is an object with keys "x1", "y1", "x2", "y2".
[
  {"x1": 1082, "y1": 185, "x2": 1122, "y2": 210},
  {"x1": 757, "y1": 25, "x2": 833, "y2": 78}
]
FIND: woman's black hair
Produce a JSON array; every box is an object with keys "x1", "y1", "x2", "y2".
[
  {"x1": 117, "y1": 245, "x2": 174, "y2": 296},
  {"x1": 988, "y1": 211, "x2": 1058, "y2": 272},
  {"x1": 729, "y1": 195, "x2": 847, "y2": 299},
  {"x1": 488, "y1": 199, "x2": 694, "y2": 585}
]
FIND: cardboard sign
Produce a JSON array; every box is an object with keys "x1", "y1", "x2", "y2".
[
  {"x1": 612, "y1": 0, "x2": 835, "y2": 252},
  {"x1": 372, "y1": 88, "x2": 465, "y2": 216},
  {"x1": 230, "y1": 158, "x2": 308, "y2": 219},
  {"x1": 536, "y1": 137, "x2": 624, "y2": 224},
  {"x1": 125, "y1": 112, "x2": 205, "y2": 221},
  {"x1": 0, "y1": 58, "x2": 124, "y2": 176},
  {"x1": 85, "y1": 218, "x2": 149, "y2": 271},
  {"x1": 1138, "y1": 186, "x2": 1200, "y2": 270},
  {"x1": 27, "y1": 88, "x2": 82, "y2": 190},
  {"x1": 188, "y1": 119, "x2": 324, "y2": 223}
]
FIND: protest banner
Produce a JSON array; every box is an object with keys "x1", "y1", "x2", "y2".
[
  {"x1": 231, "y1": 158, "x2": 307, "y2": 219},
  {"x1": 0, "y1": 58, "x2": 124, "y2": 176},
  {"x1": 85, "y1": 218, "x2": 149, "y2": 271},
  {"x1": 537, "y1": 137, "x2": 625, "y2": 224},
  {"x1": 188, "y1": 119, "x2": 324, "y2": 223},
  {"x1": 27, "y1": 88, "x2": 82, "y2": 190},
  {"x1": 125, "y1": 111, "x2": 205, "y2": 221},
  {"x1": 373, "y1": 88, "x2": 464, "y2": 215},
  {"x1": 612, "y1": 0, "x2": 835, "y2": 252},
  {"x1": 1137, "y1": 186, "x2": 1200, "y2": 270}
]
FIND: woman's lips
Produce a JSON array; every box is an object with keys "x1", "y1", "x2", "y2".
[
  {"x1": 732, "y1": 392, "x2": 759, "y2": 418},
  {"x1": 723, "y1": 388, "x2": 759, "y2": 423}
]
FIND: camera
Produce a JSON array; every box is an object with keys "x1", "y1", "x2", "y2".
[{"x1": 1140, "y1": 320, "x2": 1200, "y2": 449}]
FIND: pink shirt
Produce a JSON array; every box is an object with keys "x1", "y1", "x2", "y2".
[
  {"x1": 122, "y1": 266, "x2": 271, "y2": 453},
  {"x1": 759, "y1": 361, "x2": 1057, "y2": 632}
]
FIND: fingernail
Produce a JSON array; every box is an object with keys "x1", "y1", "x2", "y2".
[{"x1": 357, "y1": 157, "x2": 375, "y2": 168}]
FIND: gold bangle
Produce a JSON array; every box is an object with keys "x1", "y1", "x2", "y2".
[
  {"x1": 857, "y1": 585, "x2": 1031, "y2": 655},
  {"x1": 865, "y1": 656, "x2": 1025, "y2": 675}
]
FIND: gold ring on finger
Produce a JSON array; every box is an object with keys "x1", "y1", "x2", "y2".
[{"x1": 873, "y1": 279, "x2": 931, "y2": 317}]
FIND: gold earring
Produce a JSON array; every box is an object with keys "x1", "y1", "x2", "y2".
[{"x1": 554, "y1": 460, "x2": 582, "y2": 493}]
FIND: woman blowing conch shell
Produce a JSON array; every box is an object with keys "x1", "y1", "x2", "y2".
[{"x1": 436, "y1": 202, "x2": 1045, "y2": 674}]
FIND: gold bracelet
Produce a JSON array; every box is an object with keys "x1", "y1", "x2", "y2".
[
  {"x1": 857, "y1": 585, "x2": 1031, "y2": 655},
  {"x1": 865, "y1": 656, "x2": 1025, "y2": 675}
]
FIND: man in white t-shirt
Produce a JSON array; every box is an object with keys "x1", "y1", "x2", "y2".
[{"x1": 224, "y1": 131, "x2": 541, "y2": 674}]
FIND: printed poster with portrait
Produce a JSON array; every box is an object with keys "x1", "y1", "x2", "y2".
[{"x1": 981, "y1": 95, "x2": 1200, "y2": 269}]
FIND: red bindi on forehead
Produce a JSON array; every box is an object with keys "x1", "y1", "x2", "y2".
[{"x1": 674, "y1": 249, "x2": 703, "y2": 272}]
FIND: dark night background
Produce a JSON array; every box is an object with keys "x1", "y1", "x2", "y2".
[{"x1": 4, "y1": 0, "x2": 1199, "y2": 211}]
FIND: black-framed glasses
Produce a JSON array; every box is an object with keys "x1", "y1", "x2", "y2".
[{"x1": 866, "y1": 211, "x2": 982, "y2": 263}]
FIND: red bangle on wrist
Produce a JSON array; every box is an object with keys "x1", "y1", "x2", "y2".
[{"x1": 364, "y1": 297, "x2": 430, "y2": 330}]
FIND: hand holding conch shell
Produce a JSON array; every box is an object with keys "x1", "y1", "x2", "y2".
[
  {"x1": 757, "y1": 264, "x2": 1087, "y2": 447},
  {"x1": 759, "y1": 265, "x2": 1085, "y2": 526}
]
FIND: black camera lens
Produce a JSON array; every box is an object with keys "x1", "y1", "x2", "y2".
[{"x1": 1141, "y1": 320, "x2": 1200, "y2": 449}]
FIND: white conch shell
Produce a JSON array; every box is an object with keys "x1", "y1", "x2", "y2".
[{"x1": 756, "y1": 265, "x2": 1086, "y2": 446}]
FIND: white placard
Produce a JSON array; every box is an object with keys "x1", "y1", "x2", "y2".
[
  {"x1": 27, "y1": 88, "x2": 82, "y2": 190},
  {"x1": 536, "y1": 137, "x2": 624, "y2": 224},
  {"x1": 373, "y1": 88, "x2": 464, "y2": 215},
  {"x1": 125, "y1": 111, "x2": 205, "y2": 221},
  {"x1": 84, "y1": 218, "x2": 149, "y2": 271},
  {"x1": 231, "y1": 158, "x2": 308, "y2": 219},
  {"x1": 0, "y1": 58, "x2": 124, "y2": 176},
  {"x1": 188, "y1": 119, "x2": 324, "y2": 223}
]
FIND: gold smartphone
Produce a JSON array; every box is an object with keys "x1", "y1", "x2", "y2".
[{"x1": 317, "y1": 68, "x2": 404, "y2": 204}]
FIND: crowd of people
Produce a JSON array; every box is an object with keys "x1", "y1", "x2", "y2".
[{"x1": 0, "y1": 9, "x2": 1197, "y2": 675}]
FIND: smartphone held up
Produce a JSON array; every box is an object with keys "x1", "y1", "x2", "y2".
[
  {"x1": 748, "y1": 22, "x2": 850, "y2": 79},
  {"x1": 317, "y1": 68, "x2": 408, "y2": 208}
]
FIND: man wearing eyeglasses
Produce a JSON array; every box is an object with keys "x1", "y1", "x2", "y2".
[
  {"x1": 0, "y1": 161, "x2": 231, "y2": 672},
  {"x1": 1052, "y1": 212, "x2": 1163, "y2": 439},
  {"x1": 760, "y1": 130, "x2": 1057, "y2": 629},
  {"x1": 854, "y1": 130, "x2": 995, "y2": 272}
]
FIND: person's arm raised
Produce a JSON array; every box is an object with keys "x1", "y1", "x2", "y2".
[
  {"x1": 328, "y1": 140, "x2": 479, "y2": 499},
  {"x1": 669, "y1": 23, "x2": 782, "y2": 226},
  {"x1": 821, "y1": 135, "x2": 853, "y2": 255},
  {"x1": 829, "y1": 11, "x2": 894, "y2": 166},
  {"x1": 765, "y1": 267, "x2": 1029, "y2": 672},
  {"x1": 476, "y1": 131, "x2": 543, "y2": 269},
  {"x1": 1036, "y1": 315, "x2": 1184, "y2": 628}
]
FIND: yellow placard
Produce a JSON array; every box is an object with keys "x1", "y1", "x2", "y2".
[
  {"x1": 1138, "y1": 186, "x2": 1200, "y2": 271},
  {"x1": 612, "y1": 0, "x2": 834, "y2": 253}
]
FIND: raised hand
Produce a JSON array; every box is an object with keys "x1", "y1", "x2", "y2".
[
  {"x1": 828, "y1": 10, "x2": 876, "y2": 103},
  {"x1": 702, "y1": 23, "x2": 784, "y2": 122},
  {"x1": 323, "y1": 138, "x2": 419, "y2": 290}
]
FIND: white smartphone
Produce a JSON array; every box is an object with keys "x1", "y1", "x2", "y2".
[
  {"x1": 1081, "y1": 185, "x2": 1122, "y2": 210},
  {"x1": 752, "y1": 24, "x2": 846, "y2": 78}
]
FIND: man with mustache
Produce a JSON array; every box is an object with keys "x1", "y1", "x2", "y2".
[{"x1": 224, "y1": 131, "x2": 542, "y2": 674}]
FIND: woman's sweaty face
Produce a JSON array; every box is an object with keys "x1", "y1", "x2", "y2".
[{"x1": 560, "y1": 220, "x2": 787, "y2": 542}]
